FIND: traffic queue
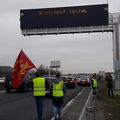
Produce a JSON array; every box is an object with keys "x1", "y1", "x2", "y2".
[
  {"x1": 2, "y1": 50, "x2": 91, "y2": 94},
  {"x1": 3, "y1": 69, "x2": 91, "y2": 94}
]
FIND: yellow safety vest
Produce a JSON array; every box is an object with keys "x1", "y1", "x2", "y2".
[
  {"x1": 92, "y1": 78, "x2": 97, "y2": 88},
  {"x1": 33, "y1": 77, "x2": 46, "y2": 96},
  {"x1": 52, "y1": 81, "x2": 64, "y2": 97}
]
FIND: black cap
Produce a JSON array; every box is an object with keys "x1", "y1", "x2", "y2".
[
  {"x1": 56, "y1": 72, "x2": 60, "y2": 78},
  {"x1": 36, "y1": 72, "x2": 40, "y2": 77}
]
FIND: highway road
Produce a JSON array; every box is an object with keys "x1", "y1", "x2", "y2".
[{"x1": 0, "y1": 86, "x2": 84, "y2": 120}]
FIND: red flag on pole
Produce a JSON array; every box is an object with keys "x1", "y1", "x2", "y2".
[{"x1": 12, "y1": 50, "x2": 36, "y2": 88}]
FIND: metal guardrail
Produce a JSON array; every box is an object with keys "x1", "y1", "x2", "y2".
[
  {"x1": 78, "y1": 89, "x2": 98, "y2": 120},
  {"x1": 21, "y1": 25, "x2": 113, "y2": 36}
]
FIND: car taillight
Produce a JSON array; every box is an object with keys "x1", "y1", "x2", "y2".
[
  {"x1": 70, "y1": 81, "x2": 72, "y2": 83},
  {"x1": 87, "y1": 80, "x2": 90, "y2": 82}
]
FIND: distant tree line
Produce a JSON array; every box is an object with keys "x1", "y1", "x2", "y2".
[
  {"x1": 0, "y1": 65, "x2": 60, "y2": 77},
  {"x1": 37, "y1": 64, "x2": 60, "y2": 76}
]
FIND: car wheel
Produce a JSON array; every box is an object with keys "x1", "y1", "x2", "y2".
[
  {"x1": 4, "y1": 84, "x2": 11, "y2": 93},
  {"x1": 23, "y1": 84, "x2": 27, "y2": 92},
  {"x1": 20, "y1": 84, "x2": 27, "y2": 92},
  {"x1": 6, "y1": 87, "x2": 11, "y2": 93}
]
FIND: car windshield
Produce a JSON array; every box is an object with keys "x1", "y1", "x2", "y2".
[{"x1": 79, "y1": 76, "x2": 89, "y2": 80}]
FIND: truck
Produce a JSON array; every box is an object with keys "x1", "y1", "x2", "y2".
[{"x1": 4, "y1": 68, "x2": 33, "y2": 93}]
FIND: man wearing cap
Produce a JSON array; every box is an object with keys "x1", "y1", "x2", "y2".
[{"x1": 33, "y1": 72, "x2": 49, "y2": 120}]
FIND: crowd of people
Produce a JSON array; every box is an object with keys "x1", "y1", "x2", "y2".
[
  {"x1": 91, "y1": 72, "x2": 114, "y2": 98},
  {"x1": 32, "y1": 71, "x2": 114, "y2": 120}
]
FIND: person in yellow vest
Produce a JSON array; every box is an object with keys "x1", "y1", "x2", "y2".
[
  {"x1": 52, "y1": 72, "x2": 66, "y2": 120},
  {"x1": 33, "y1": 72, "x2": 49, "y2": 120},
  {"x1": 91, "y1": 73, "x2": 98, "y2": 95}
]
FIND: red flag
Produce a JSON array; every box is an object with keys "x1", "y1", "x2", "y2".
[{"x1": 12, "y1": 50, "x2": 36, "y2": 88}]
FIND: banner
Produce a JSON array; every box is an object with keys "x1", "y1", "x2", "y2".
[{"x1": 11, "y1": 50, "x2": 36, "y2": 88}]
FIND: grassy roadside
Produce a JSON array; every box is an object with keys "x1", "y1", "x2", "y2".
[{"x1": 98, "y1": 80, "x2": 120, "y2": 120}]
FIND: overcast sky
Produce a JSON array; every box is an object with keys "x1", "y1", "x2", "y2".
[{"x1": 0, "y1": 0, "x2": 120, "y2": 74}]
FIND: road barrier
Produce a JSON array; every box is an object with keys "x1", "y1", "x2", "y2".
[{"x1": 78, "y1": 89, "x2": 97, "y2": 120}]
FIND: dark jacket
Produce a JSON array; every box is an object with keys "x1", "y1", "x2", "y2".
[{"x1": 105, "y1": 74, "x2": 113, "y2": 87}]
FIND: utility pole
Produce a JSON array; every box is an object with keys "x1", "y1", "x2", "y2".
[{"x1": 107, "y1": 0, "x2": 108, "y2": 4}]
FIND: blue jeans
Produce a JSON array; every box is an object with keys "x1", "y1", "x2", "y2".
[
  {"x1": 34, "y1": 96, "x2": 44, "y2": 120},
  {"x1": 53, "y1": 105, "x2": 62, "y2": 118}
]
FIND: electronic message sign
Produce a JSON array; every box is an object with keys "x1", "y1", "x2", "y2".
[{"x1": 20, "y1": 4, "x2": 108, "y2": 29}]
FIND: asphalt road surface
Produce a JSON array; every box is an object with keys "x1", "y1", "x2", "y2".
[{"x1": 0, "y1": 86, "x2": 84, "y2": 120}]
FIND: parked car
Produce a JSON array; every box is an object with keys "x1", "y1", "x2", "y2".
[
  {"x1": 77, "y1": 76, "x2": 91, "y2": 86},
  {"x1": 4, "y1": 72, "x2": 33, "y2": 93},
  {"x1": 61, "y1": 76, "x2": 68, "y2": 84},
  {"x1": 64, "y1": 76, "x2": 76, "y2": 89}
]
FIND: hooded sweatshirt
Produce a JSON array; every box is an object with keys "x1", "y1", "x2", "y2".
[
  {"x1": 52, "y1": 77, "x2": 65, "y2": 106},
  {"x1": 53, "y1": 77, "x2": 62, "y2": 84}
]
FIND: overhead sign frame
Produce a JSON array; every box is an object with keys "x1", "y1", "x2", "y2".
[{"x1": 20, "y1": 4, "x2": 108, "y2": 30}]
